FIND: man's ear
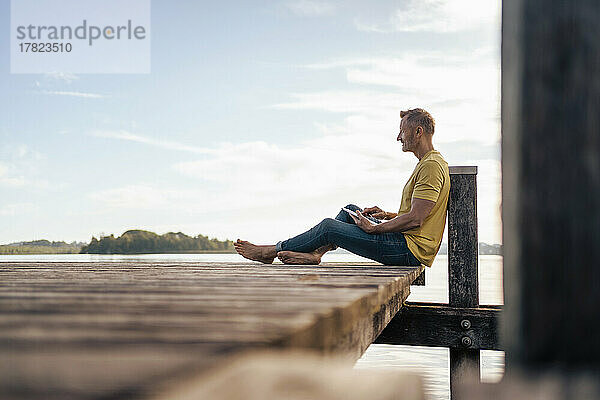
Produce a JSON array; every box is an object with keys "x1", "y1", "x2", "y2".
[{"x1": 416, "y1": 126, "x2": 422, "y2": 136}]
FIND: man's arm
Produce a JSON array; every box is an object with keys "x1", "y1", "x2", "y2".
[
  {"x1": 356, "y1": 160, "x2": 444, "y2": 233},
  {"x1": 352, "y1": 198, "x2": 435, "y2": 234}
]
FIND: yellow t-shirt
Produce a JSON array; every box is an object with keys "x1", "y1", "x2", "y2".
[{"x1": 399, "y1": 150, "x2": 450, "y2": 267}]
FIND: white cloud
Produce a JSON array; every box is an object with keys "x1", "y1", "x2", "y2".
[
  {"x1": 273, "y1": 90, "x2": 401, "y2": 116},
  {"x1": 0, "y1": 161, "x2": 26, "y2": 187},
  {"x1": 0, "y1": 146, "x2": 58, "y2": 190},
  {"x1": 91, "y1": 137, "x2": 415, "y2": 213},
  {"x1": 0, "y1": 176, "x2": 26, "y2": 187},
  {"x1": 44, "y1": 72, "x2": 79, "y2": 84},
  {"x1": 0, "y1": 202, "x2": 39, "y2": 216},
  {"x1": 173, "y1": 139, "x2": 413, "y2": 195},
  {"x1": 11, "y1": 144, "x2": 43, "y2": 160},
  {"x1": 285, "y1": 0, "x2": 334, "y2": 16},
  {"x1": 2, "y1": 143, "x2": 42, "y2": 160},
  {"x1": 90, "y1": 130, "x2": 216, "y2": 154},
  {"x1": 41, "y1": 90, "x2": 107, "y2": 98},
  {"x1": 89, "y1": 185, "x2": 171, "y2": 210},
  {"x1": 276, "y1": 50, "x2": 500, "y2": 145},
  {"x1": 304, "y1": 49, "x2": 499, "y2": 100},
  {"x1": 355, "y1": 0, "x2": 500, "y2": 33},
  {"x1": 463, "y1": 158, "x2": 502, "y2": 243},
  {"x1": 351, "y1": 54, "x2": 496, "y2": 100}
]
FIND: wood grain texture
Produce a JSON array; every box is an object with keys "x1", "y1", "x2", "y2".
[
  {"x1": 449, "y1": 166, "x2": 478, "y2": 175},
  {"x1": 374, "y1": 303, "x2": 501, "y2": 350},
  {"x1": 447, "y1": 173, "x2": 479, "y2": 308},
  {"x1": 447, "y1": 170, "x2": 480, "y2": 400},
  {"x1": 502, "y1": 0, "x2": 600, "y2": 370},
  {"x1": 150, "y1": 349, "x2": 426, "y2": 400},
  {"x1": 0, "y1": 261, "x2": 423, "y2": 399}
]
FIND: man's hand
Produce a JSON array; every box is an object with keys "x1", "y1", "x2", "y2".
[
  {"x1": 364, "y1": 206, "x2": 395, "y2": 220},
  {"x1": 371, "y1": 211, "x2": 388, "y2": 219},
  {"x1": 349, "y1": 210, "x2": 377, "y2": 234},
  {"x1": 363, "y1": 206, "x2": 383, "y2": 215}
]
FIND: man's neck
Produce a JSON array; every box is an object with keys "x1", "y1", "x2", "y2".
[{"x1": 413, "y1": 143, "x2": 435, "y2": 160}]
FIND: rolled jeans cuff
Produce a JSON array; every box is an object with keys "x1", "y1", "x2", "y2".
[{"x1": 275, "y1": 241, "x2": 283, "y2": 252}]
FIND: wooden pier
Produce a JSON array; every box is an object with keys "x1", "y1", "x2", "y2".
[{"x1": 0, "y1": 261, "x2": 423, "y2": 399}]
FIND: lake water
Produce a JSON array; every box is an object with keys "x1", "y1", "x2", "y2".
[{"x1": 0, "y1": 253, "x2": 504, "y2": 400}]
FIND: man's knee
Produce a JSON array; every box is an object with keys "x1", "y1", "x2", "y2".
[
  {"x1": 343, "y1": 204, "x2": 361, "y2": 211},
  {"x1": 317, "y1": 218, "x2": 340, "y2": 244},
  {"x1": 319, "y1": 217, "x2": 336, "y2": 229},
  {"x1": 317, "y1": 217, "x2": 343, "y2": 238}
]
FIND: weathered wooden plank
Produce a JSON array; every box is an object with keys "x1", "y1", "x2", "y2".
[
  {"x1": 2, "y1": 345, "x2": 233, "y2": 400},
  {"x1": 449, "y1": 166, "x2": 477, "y2": 175},
  {"x1": 447, "y1": 169, "x2": 481, "y2": 399},
  {"x1": 149, "y1": 349, "x2": 425, "y2": 400},
  {"x1": 0, "y1": 261, "x2": 423, "y2": 399},
  {"x1": 450, "y1": 349, "x2": 480, "y2": 392},
  {"x1": 447, "y1": 172, "x2": 479, "y2": 308},
  {"x1": 502, "y1": 0, "x2": 600, "y2": 371},
  {"x1": 374, "y1": 303, "x2": 501, "y2": 350}
]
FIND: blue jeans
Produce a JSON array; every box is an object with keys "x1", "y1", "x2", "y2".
[{"x1": 276, "y1": 204, "x2": 422, "y2": 266}]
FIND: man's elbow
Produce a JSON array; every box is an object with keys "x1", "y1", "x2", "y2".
[{"x1": 410, "y1": 214, "x2": 424, "y2": 229}]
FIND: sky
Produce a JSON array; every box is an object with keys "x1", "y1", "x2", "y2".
[{"x1": 0, "y1": 0, "x2": 502, "y2": 245}]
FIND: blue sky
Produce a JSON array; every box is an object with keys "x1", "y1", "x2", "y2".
[{"x1": 0, "y1": 0, "x2": 501, "y2": 244}]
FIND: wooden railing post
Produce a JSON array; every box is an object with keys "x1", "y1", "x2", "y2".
[
  {"x1": 448, "y1": 166, "x2": 479, "y2": 397},
  {"x1": 502, "y1": 0, "x2": 600, "y2": 378}
]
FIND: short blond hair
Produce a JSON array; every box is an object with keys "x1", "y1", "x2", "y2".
[{"x1": 400, "y1": 108, "x2": 435, "y2": 135}]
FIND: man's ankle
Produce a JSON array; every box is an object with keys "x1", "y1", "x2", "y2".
[
  {"x1": 312, "y1": 244, "x2": 333, "y2": 257},
  {"x1": 263, "y1": 246, "x2": 277, "y2": 259}
]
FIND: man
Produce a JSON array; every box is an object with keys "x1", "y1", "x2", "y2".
[{"x1": 234, "y1": 108, "x2": 450, "y2": 267}]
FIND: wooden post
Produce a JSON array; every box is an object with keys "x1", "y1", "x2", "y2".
[
  {"x1": 502, "y1": 0, "x2": 600, "y2": 375},
  {"x1": 448, "y1": 166, "x2": 480, "y2": 397}
]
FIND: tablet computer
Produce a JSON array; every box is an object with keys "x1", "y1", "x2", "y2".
[{"x1": 342, "y1": 208, "x2": 381, "y2": 225}]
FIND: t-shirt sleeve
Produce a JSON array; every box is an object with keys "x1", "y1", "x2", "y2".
[{"x1": 412, "y1": 161, "x2": 444, "y2": 202}]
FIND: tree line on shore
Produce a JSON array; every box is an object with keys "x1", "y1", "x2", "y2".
[
  {"x1": 0, "y1": 240, "x2": 84, "y2": 255},
  {"x1": 1, "y1": 232, "x2": 503, "y2": 256},
  {"x1": 80, "y1": 230, "x2": 235, "y2": 254}
]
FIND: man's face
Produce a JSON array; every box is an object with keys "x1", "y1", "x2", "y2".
[{"x1": 397, "y1": 118, "x2": 415, "y2": 153}]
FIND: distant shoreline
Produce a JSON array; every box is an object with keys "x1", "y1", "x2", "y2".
[
  {"x1": 85, "y1": 250, "x2": 238, "y2": 255},
  {"x1": 1, "y1": 233, "x2": 503, "y2": 256},
  {"x1": 0, "y1": 246, "x2": 504, "y2": 256},
  {"x1": 0, "y1": 249, "x2": 238, "y2": 255}
]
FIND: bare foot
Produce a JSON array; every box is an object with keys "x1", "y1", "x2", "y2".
[
  {"x1": 277, "y1": 244, "x2": 336, "y2": 265},
  {"x1": 277, "y1": 251, "x2": 322, "y2": 265},
  {"x1": 234, "y1": 239, "x2": 276, "y2": 264}
]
